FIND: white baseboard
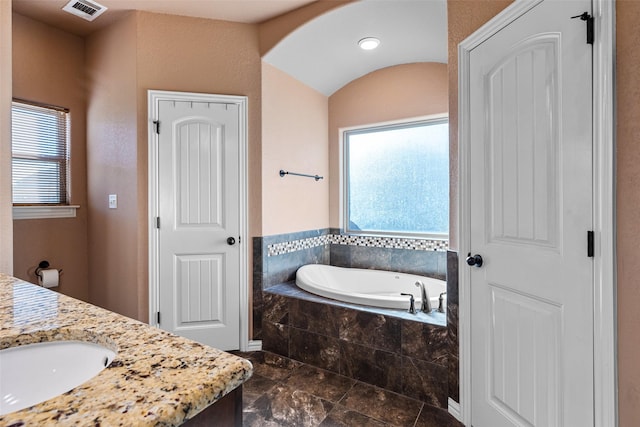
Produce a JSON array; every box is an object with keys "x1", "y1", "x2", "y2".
[
  {"x1": 246, "y1": 340, "x2": 262, "y2": 352},
  {"x1": 448, "y1": 398, "x2": 462, "y2": 423}
]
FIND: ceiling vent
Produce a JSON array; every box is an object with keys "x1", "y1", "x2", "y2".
[{"x1": 62, "y1": 0, "x2": 108, "y2": 22}]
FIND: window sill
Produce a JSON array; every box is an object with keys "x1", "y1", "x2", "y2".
[{"x1": 13, "y1": 205, "x2": 80, "y2": 220}]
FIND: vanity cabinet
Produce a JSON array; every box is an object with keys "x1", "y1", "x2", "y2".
[{"x1": 183, "y1": 387, "x2": 242, "y2": 426}]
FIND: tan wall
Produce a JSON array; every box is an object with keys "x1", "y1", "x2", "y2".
[
  {"x1": 328, "y1": 62, "x2": 449, "y2": 228},
  {"x1": 0, "y1": 0, "x2": 12, "y2": 275},
  {"x1": 11, "y1": 13, "x2": 89, "y2": 300},
  {"x1": 262, "y1": 62, "x2": 329, "y2": 235},
  {"x1": 617, "y1": 1, "x2": 640, "y2": 424},
  {"x1": 85, "y1": 13, "x2": 139, "y2": 318}
]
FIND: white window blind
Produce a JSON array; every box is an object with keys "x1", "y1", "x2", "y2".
[{"x1": 12, "y1": 100, "x2": 70, "y2": 205}]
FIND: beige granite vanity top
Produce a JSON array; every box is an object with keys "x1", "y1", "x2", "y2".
[{"x1": 0, "y1": 274, "x2": 253, "y2": 426}]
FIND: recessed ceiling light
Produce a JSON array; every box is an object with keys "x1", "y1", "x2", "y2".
[{"x1": 358, "y1": 37, "x2": 380, "y2": 51}]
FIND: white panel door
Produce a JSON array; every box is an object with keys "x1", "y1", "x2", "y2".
[
  {"x1": 469, "y1": 1, "x2": 593, "y2": 426},
  {"x1": 157, "y1": 100, "x2": 240, "y2": 350}
]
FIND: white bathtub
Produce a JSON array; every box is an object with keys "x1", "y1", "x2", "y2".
[{"x1": 295, "y1": 264, "x2": 446, "y2": 311}]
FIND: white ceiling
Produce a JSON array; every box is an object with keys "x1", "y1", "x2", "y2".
[
  {"x1": 264, "y1": 0, "x2": 448, "y2": 95},
  {"x1": 12, "y1": 0, "x2": 448, "y2": 97}
]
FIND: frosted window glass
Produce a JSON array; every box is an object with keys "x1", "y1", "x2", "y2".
[{"x1": 345, "y1": 119, "x2": 449, "y2": 236}]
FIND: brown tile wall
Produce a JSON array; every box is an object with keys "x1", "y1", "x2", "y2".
[
  {"x1": 263, "y1": 291, "x2": 449, "y2": 407},
  {"x1": 446, "y1": 250, "x2": 459, "y2": 404}
]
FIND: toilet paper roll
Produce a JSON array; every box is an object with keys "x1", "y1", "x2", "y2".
[{"x1": 38, "y1": 269, "x2": 59, "y2": 288}]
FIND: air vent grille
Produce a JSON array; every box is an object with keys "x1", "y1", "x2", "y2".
[
  {"x1": 62, "y1": 0, "x2": 107, "y2": 22},
  {"x1": 73, "y1": 1, "x2": 98, "y2": 16}
]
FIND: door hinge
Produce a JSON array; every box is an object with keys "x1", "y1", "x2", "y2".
[
  {"x1": 571, "y1": 12, "x2": 594, "y2": 45},
  {"x1": 587, "y1": 230, "x2": 594, "y2": 257},
  {"x1": 155, "y1": 217, "x2": 160, "y2": 229},
  {"x1": 156, "y1": 312, "x2": 161, "y2": 325},
  {"x1": 153, "y1": 120, "x2": 160, "y2": 134}
]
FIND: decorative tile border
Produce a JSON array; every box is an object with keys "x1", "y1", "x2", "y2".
[
  {"x1": 267, "y1": 235, "x2": 331, "y2": 256},
  {"x1": 267, "y1": 234, "x2": 448, "y2": 257},
  {"x1": 331, "y1": 234, "x2": 449, "y2": 251}
]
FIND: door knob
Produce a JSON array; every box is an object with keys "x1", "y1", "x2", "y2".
[
  {"x1": 227, "y1": 237, "x2": 236, "y2": 246},
  {"x1": 466, "y1": 253, "x2": 483, "y2": 267}
]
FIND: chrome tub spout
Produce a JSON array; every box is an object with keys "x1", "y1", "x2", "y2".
[{"x1": 414, "y1": 281, "x2": 432, "y2": 313}]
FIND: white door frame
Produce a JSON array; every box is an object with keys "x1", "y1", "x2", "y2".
[
  {"x1": 457, "y1": 1, "x2": 616, "y2": 425},
  {"x1": 147, "y1": 89, "x2": 253, "y2": 351}
]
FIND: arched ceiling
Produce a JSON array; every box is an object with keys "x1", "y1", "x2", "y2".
[
  {"x1": 264, "y1": 0, "x2": 448, "y2": 96},
  {"x1": 12, "y1": 0, "x2": 448, "y2": 96}
]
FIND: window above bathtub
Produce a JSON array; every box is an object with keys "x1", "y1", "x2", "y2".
[
  {"x1": 341, "y1": 115, "x2": 449, "y2": 239},
  {"x1": 11, "y1": 99, "x2": 78, "y2": 220}
]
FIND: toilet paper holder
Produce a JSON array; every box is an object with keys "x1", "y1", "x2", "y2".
[{"x1": 35, "y1": 260, "x2": 62, "y2": 279}]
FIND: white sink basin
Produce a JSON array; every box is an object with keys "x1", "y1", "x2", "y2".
[{"x1": 0, "y1": 340, "x2": 116, "y2": 415}]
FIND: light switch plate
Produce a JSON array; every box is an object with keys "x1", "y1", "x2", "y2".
[{"x1": 108, "y1": 194, "x2": 117, "y2": 209}]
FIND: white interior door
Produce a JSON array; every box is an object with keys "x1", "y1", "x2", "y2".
[
  {"x1": 468, "y1": 1, "x2": 593, "y2": 425},
  {"x1": 156, "y1": 98, "x2": 241, "y2": 351}
]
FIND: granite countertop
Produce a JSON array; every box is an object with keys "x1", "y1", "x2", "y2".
[{"x1": 0, "y1": 274, "x2": 253, "y2": 426}]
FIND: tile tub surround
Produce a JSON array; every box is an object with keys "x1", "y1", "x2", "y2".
[
  {"x1": 259, "y1": 228, "x2": 448, "y2": 290},
  {"x1": 262, "y1": 283, "x2": 449, "y2": 408},
  {"x1": 0, "y1": 274, "x2": 252, "y2": 426},
  {"x1": 253, "y1": 228, "x2": 448, "y2": 339},
  {"x1": 446, "y1": 250, "x2": 460, "y2": 404},
  {"x1": 253, "y1": 229, "x2": 331, "y2": 339},
  {"x1": 329, "y1": 232, "x2": 448, "y2": 280}
]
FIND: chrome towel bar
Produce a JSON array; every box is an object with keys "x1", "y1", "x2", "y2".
[{"x1": 279, "y1": 169, "x2": 323, "y2": 181}]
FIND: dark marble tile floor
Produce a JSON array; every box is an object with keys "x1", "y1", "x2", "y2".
[{"x1": 233, "y1": 351, "x2": 463, "y2": 427}]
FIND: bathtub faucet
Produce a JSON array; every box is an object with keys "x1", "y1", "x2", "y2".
[
  {"x1": 415, "y1": 281, "x2": 432, "y2": 313},
  {"x1": 438, "y1": 292, "x2": 447, "y2": 313},
  {"x1": 400, "y1": 293, "x2": 416, "y2": 314}
]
